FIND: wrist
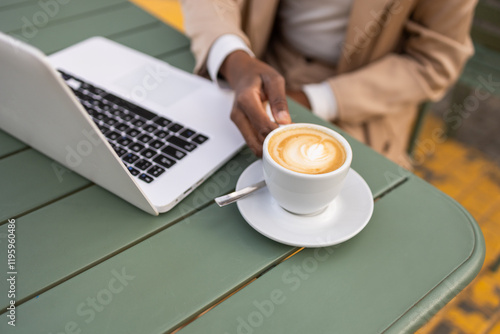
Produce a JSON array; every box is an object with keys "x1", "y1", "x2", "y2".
[
  {"x1": 219, "y1": 50, "x2": 253, "y2": 87},
  {"x1": 207, "y1": 35, "x2": 254, "y2": 86}
]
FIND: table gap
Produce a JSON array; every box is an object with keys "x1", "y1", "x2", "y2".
[
  {"x1": 77, "y1": 21, "x2": 186, "y2": 57},
  {"x1": 0, "y1": 0, "x2": 37, "y2": 11},
  {"x1": 6, "y1": 1, "x2": 130, "y2": 35},
  {"x1": 0, "y1": 146, "x2": 30, "y2": 161},
  {"x1": 373, "y1": 175, "x2": 409, "y2": 201},
  {"x1": 169, "y1": 278, "x2": 258, "y2": 334},
  {"x1": 155, "y1": 47, "x2": 192, "y2": 60},
  {"x1": 107, "y1": 20, "x2": 161, "y2": 37},
  {"x1": 152, "y1": 46, "x2": 193, "y2": 63},
  {"x1": 168, "y1": 249, "x2": 298, "y2": 334},
  {"x1": 0, "y1": 183, "x2": 94, "y2": 227}
]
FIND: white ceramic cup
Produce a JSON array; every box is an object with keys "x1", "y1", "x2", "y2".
[{"x1": 262, "y1": 123, "x2": 352, "y2": 215}]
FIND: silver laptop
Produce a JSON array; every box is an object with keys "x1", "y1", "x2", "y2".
[{"x1": 0, "y1": 33, "x2": 245, "y2": 215}]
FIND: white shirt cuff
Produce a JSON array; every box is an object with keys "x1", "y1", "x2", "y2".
[
  {"x1": 303, "y1": 82, "x2": 339, "y2": 121},
  {"x1": 207, "y1": 34, "x2": 255, "y2": 86}
]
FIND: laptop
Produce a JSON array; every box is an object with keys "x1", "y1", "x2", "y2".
[{"x1": 0, "y1": 33, "x2": 245, "y2": 215}]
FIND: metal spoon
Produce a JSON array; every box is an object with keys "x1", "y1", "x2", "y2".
[{"x1": 215, "y1": 180, "x2": 266, "y2": 207}]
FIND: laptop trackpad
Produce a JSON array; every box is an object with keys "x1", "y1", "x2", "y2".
[{"x1": 113, "y1": 63, "x2": 201, "y2": 107}]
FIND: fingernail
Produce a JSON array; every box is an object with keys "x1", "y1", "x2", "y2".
[{"x1": 276, "y1": 110, "x2": 291, "y2": 124}]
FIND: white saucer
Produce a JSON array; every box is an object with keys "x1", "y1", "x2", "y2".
[{"x1": 236, "y1": 160, "x2": 374, "y2": 247}]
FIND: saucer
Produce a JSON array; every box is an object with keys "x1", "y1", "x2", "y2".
[{"x1": 236, "y1": 160, "x2": 374, "y2": 247}]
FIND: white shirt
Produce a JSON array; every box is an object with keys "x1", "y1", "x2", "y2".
[
  {"x1": 278, "y1": 0, "x2": 351, "y2": 66},
  {"x1": 207, "y1": 0, "x2": 353, "y2": 121}
]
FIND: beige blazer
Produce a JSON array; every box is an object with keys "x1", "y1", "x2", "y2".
[{"x1": 181, "y1": 0, "x2": 476, "y2": 168}]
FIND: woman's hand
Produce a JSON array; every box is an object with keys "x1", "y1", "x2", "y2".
[{"x1": 220, "y1": 51, "x2": 291, "y2": 156}]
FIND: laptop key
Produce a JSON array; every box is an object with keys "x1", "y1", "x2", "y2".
[
  {"x1": 115, "y1": 123, "x2": 129, "y2": 132},
  {"x1": 135, "y1": 159, "x2": 152, "y2": 171},
  {"x1": 97, "y1": 124, "x2": 110, "y2": 135},
  {"x1": 180, "y1": 129, "x2": 196, "y2": 138},
  {"x1": 102, "y1": 93, "x2": 125, "y2": 106},
  {"x1": 141, "y1": 148, "x2": 157, "y2": 159},
  {"x1": 120, "y1": 113, "x2": 135, "y2": 122},
  {"x1": 123, "y1": 153, "x2": 139, "y2": 164},
  {"x1": 58, "y1": 70, "x2": 71, "y2": 80},
  {"x1": 66, "y1": 77, "x2": 82, "y2": 90},
  {"x1": 154, "y1": 130, "x2": 169, "y2": 139},
  {"x1": 162, "y1": 145, "x2": 187, "y2": 160},
  {"x1": 138, "y1": 173, "x2": 154, "y2": 183},
  {"x1": 84, "y1": 106, "x2": 97, "y2": 117},
  {"x1": 167, "y1": 136, "x2": 197, "y2": 152},
  {"x1": 127, "y1": 104, "x2": 156, "y2": 120},
  {"x1": 94, "y1": 113, "x2": 106, "y2": 121},
  {"x1": 127, "y1": 166, "x2": 140, "y2": 176},
  {"x1": 129, "y1": 142, "x2": 145, "y2": 152},
  {"x1": 103, "y1": 117, "x2": 118, "y2": 127},
  {"x1": 147, "y1": 165, "x2": 165, "y2": 178},
  {"x1": 84, "y1": 84, "x2": 105, "y2": 96},
  {"x1": 106, "y1": 131, "x2": 121, "y2": 141},
  {"x1": 137, "y1": 134, "x2": 153, "y2": 144},
  {"x1": 192, "y1": 134, "x2": 209, "y2": 144},
  {"x1": 169, "y1": 123, "x2": 184, "y2": 133},
  {"x1": 126, "y1": 128, "x2": 141, "y2": 138},
  {"x1": 105, "y1": 93, "x2": 157, "y2": 120},
  {"x1": 77, "y1": 91, "x2": 92, "y2": 102},
  {"x1": 143, "y1": 124, "x2": 158, "y2": 133},
  {"x1": 117, "y1": 136, "x2": 133, "y2": 146},
  {"x1": 153, "y1": 116, "x2": 172, "y2": 127},
  {"x1": 93, "y1": 99, "x2": 109, "y2": 111},
  {"x1": 113, "y1": 146, "x2": 127, "y2": 157},
  {"x1": 132, "y1": 118, "x2": 146, "y2": 127},
  {"x1": 153, "y1": 154, "x2": 176, "y2": 169},
  {"x1": 149, "y1": 140, "x2": 165, "y2": 150},
  {"x1": 110, "y1": 108, "x2": 124, "y2": 117}
]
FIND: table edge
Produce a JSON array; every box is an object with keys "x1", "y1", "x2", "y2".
[{"x1": 384, "y1": 175, "x2": 486, "y2": 333}]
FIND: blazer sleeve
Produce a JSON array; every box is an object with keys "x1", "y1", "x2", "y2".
[
  {"x1": 180, "y1": 0, "x2": 251, "y2": 76},
  {"x1": 328, "y1": 0, "x2": 477, "y2": 124}
]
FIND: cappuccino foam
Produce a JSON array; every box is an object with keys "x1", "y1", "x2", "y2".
[{"x1": 268, "y1": 127, "x2": 346, "y2": 174}]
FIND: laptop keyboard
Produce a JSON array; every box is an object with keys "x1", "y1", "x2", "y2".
[{"x1": 58, "y1": 70, "x2": 209, "y2": 183}]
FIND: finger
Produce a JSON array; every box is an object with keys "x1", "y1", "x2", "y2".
[
  {"x1": 230, "y1": 105, "x2": 264, "y2": 157},
  {"x1": 261, "y1": 73, "x2": 291, "y2": 125},
  {"x1": 236, "y1": 88, "x2": 278, "y2": 142}
]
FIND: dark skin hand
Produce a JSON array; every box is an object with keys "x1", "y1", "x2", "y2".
[{"x1": 219, "y1": 50, "x2": 292, "y2": 157}]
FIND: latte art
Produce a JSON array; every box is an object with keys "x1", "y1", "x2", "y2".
[{"x1": 268, "y1": 127, "x2": 346, "y2": 174}]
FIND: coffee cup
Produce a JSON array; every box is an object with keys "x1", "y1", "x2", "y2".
[{"x1": 262, "y1": 123, "x2": 352, "y2": 215}]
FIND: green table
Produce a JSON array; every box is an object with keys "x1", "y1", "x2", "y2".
[{"x1": 0, "y1": 1, "x2": 485, "y2": 333}]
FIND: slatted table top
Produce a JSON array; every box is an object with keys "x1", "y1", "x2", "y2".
[{"x1": 0, "y1": 1, "x2": 485, "y2": 333}]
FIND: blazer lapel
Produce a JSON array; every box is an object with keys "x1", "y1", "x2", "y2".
[{"x1": 338, "y1": 0, "x2": 399, "y2": 73}]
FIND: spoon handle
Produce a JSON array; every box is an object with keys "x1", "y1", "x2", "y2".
[{"x1": 215, "y1": 180, "x2": 266, "y2": 207}]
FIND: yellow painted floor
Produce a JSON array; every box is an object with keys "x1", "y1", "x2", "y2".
[
  {"x1": 131, "y1": 0, "x2": 184, "y2": 32},
  {"x1": 130, "y1": 1, "x2": 500, "y2": 332},
  {"x1": 412, "y1": 113, "x2": 500, "y2": 334}
]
